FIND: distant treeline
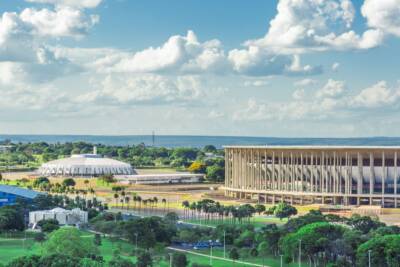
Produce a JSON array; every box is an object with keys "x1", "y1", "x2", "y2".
[{"x1": 0, "y1": 142, "x2": 225, "y2": 182}]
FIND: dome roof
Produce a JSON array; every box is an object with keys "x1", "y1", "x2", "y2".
[{"x1": 39, "y1": 154, "x2": 135, "y2": 177}]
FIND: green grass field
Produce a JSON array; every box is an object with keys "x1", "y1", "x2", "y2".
[
  {"x1": 183, "y1": 216, "x2": 288, "y2": 228},
  {"x1": 0, "y1": 231, "x2": 136, "y2": 265},
  {"x1": 0, "y1": 230, "x2": 307, "y2": 267}
]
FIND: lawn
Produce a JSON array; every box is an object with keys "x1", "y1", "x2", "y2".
[
  {"x1": 183, "y1": 216, "x2": 288, "y2": 228},
  {"x1": 0, "y1": 230, "x2": 308, "y2": 267},
  {"x1": 0, "y1": 230, "x2": 138, "y2": 265}
]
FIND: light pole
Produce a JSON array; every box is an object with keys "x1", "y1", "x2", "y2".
[
  {"x1": 280, "y1": 254, "x2": 283, "y2": 267},
  {"x1": 368, "y1": 250, "x2": 371, "y2": 267},
  {"x1": 298, "y1": 239, "x2": 302, "y2": 267},
  {"x1": 210, "y1": 244, "x2": 213, "y2": 266},
  {"x1": 223, "y1": 230, "x2": 226, "y2": 258},
  {"x1": 169, "y1": 253, "x2": 173, "y2": 267},
  {"x1": 134, "y1": 233, "x2": 138, "y2": 255}
]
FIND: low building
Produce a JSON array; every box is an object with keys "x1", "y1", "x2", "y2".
[
  {"x1": 0, "y1": 185, "x2": 42, "y2": 207},
  {"x1": 115, "y1": 173, "x2": 204, "y2": 185},
  {"x1": 29, "y1": 207, "x2": 88, "y2": 227}
]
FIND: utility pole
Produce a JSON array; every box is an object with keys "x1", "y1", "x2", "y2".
[
  {"x1": 223, "y1": 230, "x2": 226, "y2": 258},
  {"x1": 368, "y1": 250, "x2": 372, "y2": 267},
  {"x1": 135, "y1": 233, "x2": 138, "y2": 255},
  {"x1": 298, "y1": 239, "x2": 302, "y2": 267},
  {"x1": 169, "y1": 253, "x2": 173, "y2": 267},
  {"x1": 280, "y1": 254, "x2": 283, "y2": 267},
  {"x1": 210, "y1": 244, "x2": 213, "y2": 266}
]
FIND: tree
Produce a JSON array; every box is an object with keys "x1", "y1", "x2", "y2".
[
  {"x1": 93, "y1": 233, "x2": 102, "y2": 246},
  {"x1": 281, "y1": 222, "x2": 346, "y2": 264},
  {"x1": 229, "y1": 248, "x2": 240, "y2": 264},
  {"x1": 44, "y1": 227, "x2": 98, "y2": 258},
  {"x1": 347, "y1": 214, "x2": 384, "y2": 234},
  {"x1": 188, "y1": 161, "x2": 206, "y2": 173},
  {"x1": 205, "y1": 165, "x2": 224, "y2": 182},
  {"x1": 356, "y1": 234, "x2": 400, "y2": 267},
  {"x1": 108, "y1": 256, "x2": 135, "y2": 267},
  {"x1": 99, "y1": 174, "x2": 115, "y2": 185},
  {"x1": 164, "y1": 212, "x2": 179, "y2": 224},
  {"x1": 33, "y1": 176, "x2": 50, "y2": 188},
  {"x1": 203, "y1": 145, "x2": 217, "y2": 153},
  {"x1": 34, "y1": 232, "x2": 46, "y2": 244},
  {"x1": 254, "y1": 204, "x2": 266, "y2": 215},
  {"x1": 0, "y1": 206, "x2": 24, "y2": 231},
  {"x1": 37, "y1": 219, "x2": 59, "y2": 233},
  {"x1": 172, "y1": 253, "x2": 188, "y2": 267},
  {"x1": 273, "y1": 203, "x2": 297, "y2": 220},
  {"x1": 137, "y1": 251, "x2": 153, "y2": 267},
  {"x1": 62, "y1": 178, "x2": 76, "y2": 187}
]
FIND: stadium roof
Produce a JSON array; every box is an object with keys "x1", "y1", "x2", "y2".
[
  {"x1": 0, "y1": 185, "x2": 41, "y2": 199},
  {"x1": 39, "y1": 153, "x2": 135, "y2": 176}
]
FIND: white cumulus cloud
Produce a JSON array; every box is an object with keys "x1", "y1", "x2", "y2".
[
  {"x1": 362, "y1": 0, "x2": 400, "y2": 37},
  {"x1": 246, "y1": 0, "x2": 383, "y2": 53},
  {"x1": 25, "y1": 0, "x2": 102, "y2": 9}
]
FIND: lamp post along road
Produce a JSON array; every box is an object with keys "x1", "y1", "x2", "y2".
[
  {"x1": 210, "y1": 244, "x2": 213, "y2": 266},
  {"x1": 223, "y1": 230, "x2": 226, "y2": 258},
  {"x1": 368, "y1": 250, "x2": 372, "y2": 267},
  {"x1": 280, "y1": 254, "x2": 283, "y2": 267},
  {"x1": 298, "y1": 239, "x2": 302, "y2": 267},
  {"x1": 169, "y1": 253, "x2": 173, "y2": 267}
]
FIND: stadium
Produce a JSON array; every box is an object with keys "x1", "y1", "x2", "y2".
[
  {"x1": 224, "y1": 146, "x2": 400, "y2": 207},
  {"x1": 39, "y1": 152, "x2": 135, "y2": 177}
]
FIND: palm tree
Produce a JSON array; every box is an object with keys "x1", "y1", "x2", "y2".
[
  {"x1": 162, "y1": 198, "x2": 167, "y2": 213},
  {"x1": 137, "y1": 196, "x2": 142, "y2": 213},
  {"x1": 125, "y1": 196, "x2": 130, "y2": 210},
  {"x1": 84, "y1": 179, "x2": 90, "y2": 189},
  {"x1": 182, "y1": 200, "x2": 190, "y2": 220},
  {"x1": 114, "y1": 193, "x2": 119, "y2": 208},
  {"x1": 120, "y1": 191, "x2": 126, "y2": 209}
]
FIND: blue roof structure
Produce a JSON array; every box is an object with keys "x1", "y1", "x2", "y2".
[{"x1": 0, "y1": 185, "x2": 41, "y2": 199}]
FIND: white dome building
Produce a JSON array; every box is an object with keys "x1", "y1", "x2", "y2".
[{"x1": 39, "y1": 153, "x2": 135, "y2": 177}]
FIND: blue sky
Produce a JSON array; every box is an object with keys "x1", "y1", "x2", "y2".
[{"x1": 0, "y1": 0, "x2": 400, "y2": 137}]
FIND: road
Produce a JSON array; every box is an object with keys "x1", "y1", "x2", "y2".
[{"x1": 167, "y1": 247, "x2": 270, "y2": 267}]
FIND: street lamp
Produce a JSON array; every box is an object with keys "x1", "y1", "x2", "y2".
[
  {"x1": 280, "y1": 254, "x2": 283, "y2": 267},
  {"x1": 134, "y1": 233, "x2": 138, "y2": 255},
  {"x1": 169, "y1": 253, "x2": 173, "y2": 267},
  {"x1": 298, "y1": 239, "x2": 302, "y2": 267},
  {"x1": 368, "y1": 250, "x2": 372, "y2": 267},
  {"x1": 223, "y1": 230, "x2": 226, "y2": 258},
  {"x1": 210, "y1": 243, "x2": 213, "y2": 266}
]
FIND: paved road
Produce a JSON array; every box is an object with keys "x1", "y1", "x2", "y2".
[{"x1": 167, "y1": 247, "x2": 270, "y2": 267}]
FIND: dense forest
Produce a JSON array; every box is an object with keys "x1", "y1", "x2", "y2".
[{"x1": 0, "y1": 141, "x2": 225, "y2": 182}]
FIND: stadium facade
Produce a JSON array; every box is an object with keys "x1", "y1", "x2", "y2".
[{"x1": 224, "y1": 146, "x2": 400, "y2": 207}]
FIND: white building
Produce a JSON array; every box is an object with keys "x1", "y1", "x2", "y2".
[
  {"x1": 115, "y1": 173, "x2": 204, "y2": 185},
  {"x1": 29, "y1": 208, "x2": 88, "y2": 227},
  {"x1": 39, "y1": 153, "x2": 135, "y2": 177}
]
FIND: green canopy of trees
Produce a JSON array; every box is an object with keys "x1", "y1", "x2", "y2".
[{"x1": 43, "y1": 228, "x2": 98, "y2": 258}]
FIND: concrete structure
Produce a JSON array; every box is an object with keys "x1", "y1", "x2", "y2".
[
  {"x1": 29, "y1": 208, "x2": 88, "y2": 227},
  {"x1": 39, "y1": 153, "x2": 135, "y2": 177},
  {"x1": 115, "y1": 173, "x2": 204, "y2": 185},
  {"x1": 0, "y1": 185, "x2": 42, "y2": 207},
  {"x1": 224, "y1": 146, "x2": 400, "y2": 207}
]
